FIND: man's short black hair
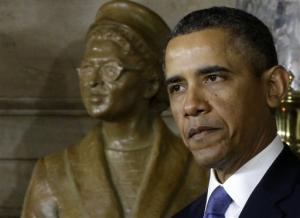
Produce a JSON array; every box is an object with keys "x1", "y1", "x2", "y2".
[{"x1": 168, "y1": 7, "x2": 278, "y2": 75}]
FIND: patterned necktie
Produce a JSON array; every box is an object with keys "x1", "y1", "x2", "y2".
[{"x1": 203, "y1": 186, "x2": 233, "y2": 218}]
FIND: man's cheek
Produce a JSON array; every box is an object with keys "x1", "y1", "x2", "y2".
[{"x1": 173, "y1": 110, "x2": 182, "y2": 128}]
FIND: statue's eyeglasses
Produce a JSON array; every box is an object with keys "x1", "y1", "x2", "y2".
[{"x1": 77, "y1": 61, "x2": 142, "y2": 83}]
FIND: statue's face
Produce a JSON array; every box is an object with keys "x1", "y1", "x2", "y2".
[{"x1": 79, "y1": 37, "x2": 148, "y2": 121}]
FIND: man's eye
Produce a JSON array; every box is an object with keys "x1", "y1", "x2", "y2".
[
  {"x1": 205, "y1": 74, "x2": 224, "y2": 83},
  {"x1": 168, "y1": 84, "x2": 185, "y2": 94}
]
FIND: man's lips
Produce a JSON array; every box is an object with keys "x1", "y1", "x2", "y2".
[{"x1": 187, "y1": 126, "x2": 220, "y2": 139}]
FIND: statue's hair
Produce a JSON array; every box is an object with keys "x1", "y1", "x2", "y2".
[{"x1": 87, "y1": 21, "x2": 157, "y2": 63}]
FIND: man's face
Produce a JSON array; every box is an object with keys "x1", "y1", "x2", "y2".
[
  {"x1": 79, "y1": 37, "x2": 146, "y2": 121},
  {"x1": 165, "y1": 28, "x2": 273, "y2": 172}
]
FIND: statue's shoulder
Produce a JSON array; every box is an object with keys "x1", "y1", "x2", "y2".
[
  {"x1": 44, "y1": 124, "x2": 103, "y2": 166},
  {"x1": 43, "y1": 148, "x2": 67, "y2": 167}
]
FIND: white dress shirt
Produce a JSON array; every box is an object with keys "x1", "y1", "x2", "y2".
[{"x1": 205, "y1": 135, "x2": 284, "y2": 218}]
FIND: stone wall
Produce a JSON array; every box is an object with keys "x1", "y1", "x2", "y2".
[{"x1": 0, "y1": 0, "x2": 235, "y2": 217}]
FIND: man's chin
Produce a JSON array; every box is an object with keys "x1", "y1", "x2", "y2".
[{"x1": 190, "y1": 147, "x2": 226, "y2": 169}]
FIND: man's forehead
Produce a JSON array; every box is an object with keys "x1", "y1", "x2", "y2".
[
  {"x1": 165, "y1": 45, "x2": 213, "y2": 76},
  {"x1": 165, "y1": 29, "x2": 231, "y2": 75},
  {"x1": 168, "y1": 27, "x2": 230, "y2": 44},
  {"x1": 167, "y1": 44, "x2": 212, "y2": 59},
  {"x1": 166, "y1": 29, "x2": 231, "y2": 57}
]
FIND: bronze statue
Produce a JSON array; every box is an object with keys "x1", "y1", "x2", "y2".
[{"x1": 21, "y1": 1, "x2": 208, "y2": 217}]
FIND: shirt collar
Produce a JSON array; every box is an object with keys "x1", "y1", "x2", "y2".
[{"x1": 206, "y1": 135, "x2": 284, "y2": 209}]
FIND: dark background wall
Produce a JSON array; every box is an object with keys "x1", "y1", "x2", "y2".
[{"x1": 0, "y1": 0, "x2": 235, "y2": 217}]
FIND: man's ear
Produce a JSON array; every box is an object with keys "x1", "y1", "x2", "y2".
[{"x1": 263, "y1": 65, "x2": 289, "y2": 108}]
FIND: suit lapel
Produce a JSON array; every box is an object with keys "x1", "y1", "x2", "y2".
[
  {"x1": 171, "y1": 193, "x2": 207, "y2": 218},
  {"x1": 240, "y1": 146, "x2": 300, "y2": 218},
  {"x1": 189, "y1": 194, "x2": 207, "y2": 218}
]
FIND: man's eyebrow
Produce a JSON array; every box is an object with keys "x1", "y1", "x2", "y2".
[
  {"x1": 165, "y1": 75, "x2": 184, "y2": 86},
  {"x1": 165, "y1": 66, "x2": 230, "y2": 86},
  {"x1": 197, "y1": 65, "x2": 231, "y2": 75}
]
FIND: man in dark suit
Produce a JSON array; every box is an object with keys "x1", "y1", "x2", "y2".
[{"x1": 164, "y1": 6, "x2": 300, "y2": 218}]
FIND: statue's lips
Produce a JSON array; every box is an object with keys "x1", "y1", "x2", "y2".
[
  {"x1": 89, "y1": 95, "x2": 106, "y2": 103},
  {"x1": 188, "y1": 126, "x2": 220, "y2": 139}
]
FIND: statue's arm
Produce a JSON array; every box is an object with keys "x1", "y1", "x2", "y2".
[{"x1": 21, "y1": 159, "x2": 58, "y2": 218}]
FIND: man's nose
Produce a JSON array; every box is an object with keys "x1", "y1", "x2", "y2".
[{"x1": 183, "y1": 88, "x2": 210, "y2": 117}]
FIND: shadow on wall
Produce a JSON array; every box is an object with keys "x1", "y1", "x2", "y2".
[{"x1": 1, "y1": 39, "x2": 98, "y2": 217}]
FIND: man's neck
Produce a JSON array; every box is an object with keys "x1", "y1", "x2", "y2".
[{"x1": 215, "y1": 128, "x2": 277, "y2": 183}]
